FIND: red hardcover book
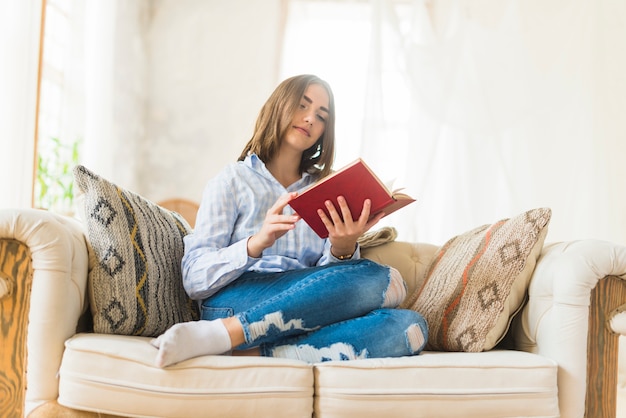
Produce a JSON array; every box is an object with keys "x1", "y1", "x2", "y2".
[{"x1": 289, "y1": 158, "x2": 416, "y2": 238}]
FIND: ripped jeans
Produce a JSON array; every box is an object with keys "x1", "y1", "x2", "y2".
[{"x1": 200, "y1": 259, "x2": 429, "y2": 363}]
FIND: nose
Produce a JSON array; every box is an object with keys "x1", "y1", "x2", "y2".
[{"x1": 304, "y1": 112, "x2": 314, "y2": 125}]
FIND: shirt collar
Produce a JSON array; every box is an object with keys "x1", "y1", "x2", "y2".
[{"x1": 244, "y1": 153, "x2": 314, "y2": 190}]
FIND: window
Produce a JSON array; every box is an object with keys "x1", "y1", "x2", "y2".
[
  {"x1": 35, "y1": 0, "x2": 80, "y2": 213},
  {"x1": 280, "y1": 1, "x2": 372, "y2": 167},
  {"x1": 280, "y1": 0, "x2": 412, "y2": 178}
]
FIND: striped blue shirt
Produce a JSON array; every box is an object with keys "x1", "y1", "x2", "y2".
[{"x1": 182, "y1": 154, "x2": 360, "y2": 300}]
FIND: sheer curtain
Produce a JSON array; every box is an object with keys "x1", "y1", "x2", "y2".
[
  {"x1": 0, "y1": 0, "x2": 125, "y2": 210},
  {"x1": 390, "y1": 0, "x2": 626, "y2": 245},
  {"x1": 44, "y1": 0, "x2": 121, "y2": 187},
  {"x1": 37, "y1": 0, "x2": 145, "y2": 209},
  {"x1": 81, "y1": 0, "x2": 119, "y2": 181},
  {"x1": 0, "y1": 0, "x2": 43, "y2": 209},
  {"x1": 63, "y1": 0, "x2": 146, "y2": 192},
  {"x1": 282, "y1": 0, "x2": 626, "y2": 245}
]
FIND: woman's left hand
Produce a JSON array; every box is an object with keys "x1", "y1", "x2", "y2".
[{"x1": 318, "y1": 196, "x2": 384, "y2": 256}]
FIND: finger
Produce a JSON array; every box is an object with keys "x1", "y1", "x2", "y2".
[
  {"x1": 325, "y1": 200, "x2": 344, "y2": 225},
  {"x1": 270, "y1": 192, "x2": 299, "y2": 215},
  {"x1": 258, "y1": 213, "x2": 300, "y2": 242},
  {"x1": 364, "y1": 210, "x2": 385, "y2": 231},
  {"x1": 317, "y1": 208, "x2": 335, "y2": 232},
  {"x1": 270, "y1": 221, "x2": 299, "y2": 234},
  {"x1": 266, "y1": 212, "x2": 300, "y2": 228},
  {"x1": 336, "y1": 196, "x2": 354, "y2": 226},
  {"x1": 358, "y1": 199, "x2": 372, "y2": 223}
]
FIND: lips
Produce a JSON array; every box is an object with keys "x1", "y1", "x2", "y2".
[{"x1": 294, "y1": 126, "x2": 310, "y2": 137}]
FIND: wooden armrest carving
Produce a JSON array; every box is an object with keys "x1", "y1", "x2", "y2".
[
  {"x1": 0, "y1": 239, "x2": 33, "y2": 417},
  {"x1": 586, "y1": 275, "x2": 626, "y2": 418},
  {"x1": 0, "y1": 272, "x2": 13, "y2": 300}
]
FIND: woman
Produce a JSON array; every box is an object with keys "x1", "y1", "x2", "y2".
[{"x1": 152, "y1": 74, "x2": 428, "y2": 367}]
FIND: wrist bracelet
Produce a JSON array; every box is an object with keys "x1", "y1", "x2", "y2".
[
  {"x1": 335, "y1": 252, "x2": 354, "y2": 260},
  {"x1": 332, "y1": 244, "x2": 356, "y2": 260}
]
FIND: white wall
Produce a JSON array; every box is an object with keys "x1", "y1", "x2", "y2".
[{"x1": 138, "y1": 0, "x2": 284, "y2": 203}]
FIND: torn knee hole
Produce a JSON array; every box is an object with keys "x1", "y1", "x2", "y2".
[
  {"x1": 248, "y1": 311, "x2": 308, "y2": 341},
  {"x1": 407, "y1": 323, "x2": 426, "y2": 352},
  {"x1": 382, "y1": 267, "x2": 407, "y2": 308}
]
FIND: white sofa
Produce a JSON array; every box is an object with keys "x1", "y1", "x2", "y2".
[{"x1": 2, "y1": 208, "x2": 626, "y2": 418}]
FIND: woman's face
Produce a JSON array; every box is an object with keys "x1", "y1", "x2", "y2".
[{"x1": 283, "y1": 83, "x2": 330, "y2": 154}]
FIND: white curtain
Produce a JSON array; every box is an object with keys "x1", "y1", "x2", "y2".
[
  {"x1": 49, "y1": 0, "x2": 120, "y2": 185},
  {"x1": 81, "y1": 0, "x2": 118, "y2": 180},
  {"x1": 374, "y1": 0, "x2": 626, "y2": 245},
  {"x1": 0, "y1": 0, "x2": 43, "y2": 209},
  {"x1": 0, "y1": 0, "x2": 125, "y2": 210},
  {"x1": 63, "y1": 0, "x2": 144, "y2": 192},
  {"x1": 283, "y1": 0, "x2": 626, "y2": 245}
]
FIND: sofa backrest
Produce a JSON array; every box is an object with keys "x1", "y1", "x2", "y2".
[{"x1": 362, "y1": 241, "x2": 439, "y2": 305}]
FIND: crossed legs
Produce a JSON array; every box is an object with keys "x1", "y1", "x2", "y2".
[{"x1": 151, "y1": 262, "x2": 420, "y2": 367}]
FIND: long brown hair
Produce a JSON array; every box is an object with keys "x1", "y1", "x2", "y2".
[{"x1": 238, "y1": 74, "x2": 336, "y2": 178}]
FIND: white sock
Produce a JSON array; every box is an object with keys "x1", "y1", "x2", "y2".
[{"x1": 150, "y1": 319, "x2": 232, "y2": 367}]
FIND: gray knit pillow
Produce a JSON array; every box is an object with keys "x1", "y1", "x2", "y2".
[
  {"x1": 74, "y1": 165, "x2": 199, "y2": 337},
  {"x1": 405, "y1": 208, "x2": 551, "y2": 352}
]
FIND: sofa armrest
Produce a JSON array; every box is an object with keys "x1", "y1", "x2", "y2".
[
  {"x1": 0, "y1": 238, "x2": 32, "y2": 417},
  {"x1": 0, "y1": 209, "x2": 89, "y2": 416},
  {"x1": 513, "y1": 240, "x2": 626, "y2": 418},
  {"x1": 587, "y1": 275, "x2": 626, "y2": 418}
]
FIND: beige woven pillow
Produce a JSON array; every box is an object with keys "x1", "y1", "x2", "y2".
[
  {"x1": 406, "y1": 207, "x2": 551, "y2": 352},
  {"x1": 74, "y1": 165, "x2": 199, "y2": 337}
]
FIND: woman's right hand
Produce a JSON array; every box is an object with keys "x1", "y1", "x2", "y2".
[{"x1": 247, "y1": 192, "x2": 300, "y2": 258}]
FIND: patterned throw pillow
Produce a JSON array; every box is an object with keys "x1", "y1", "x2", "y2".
[
  {"x1": 406, "y1": 207, "x2": 551, "y2": 352},
  {"x1": 73, "y1": 165, "x2": 199, "y2": 337}
]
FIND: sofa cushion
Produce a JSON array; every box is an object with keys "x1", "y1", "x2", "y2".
[
  {"x1": 362, "y1": 241, "x2": 439, "y2": 299},
  {"x1": 406, "y1": 208, "x2": 551, "y2": 352},
  {"x1": 314, "y1": 351, "x2": 559, "y2": 418},
  {"x1": 58, "y1": 334, "x2": 314, "y2": 418},
  {"x1": 73, "y1": 165, "x2": 199, "y2": 337}
]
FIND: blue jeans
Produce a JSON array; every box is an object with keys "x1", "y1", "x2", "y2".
[{"x1": 201, "y1": 259, "x2": 428, "y2": 363}]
